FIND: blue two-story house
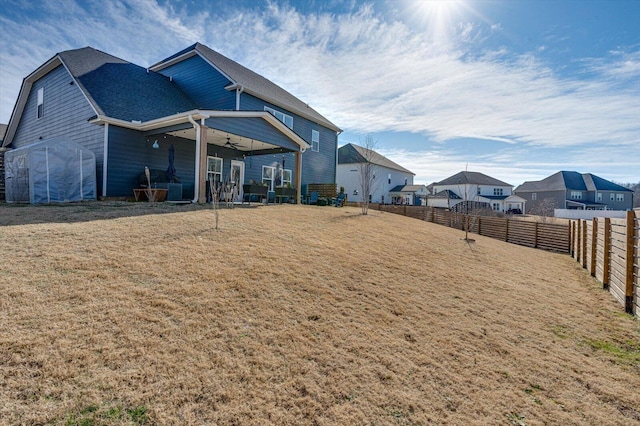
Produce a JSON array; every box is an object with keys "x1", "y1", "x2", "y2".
[{"x1": 2, "y1": 43, "x2": 341, "y2": 203}]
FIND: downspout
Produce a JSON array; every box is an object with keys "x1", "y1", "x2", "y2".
[
  {"x1": 188, "y1": 114, "x2": 201, "y2": 203},
  {"x1": 235, "y1": 85, "x2": 244, "y2": 111}
]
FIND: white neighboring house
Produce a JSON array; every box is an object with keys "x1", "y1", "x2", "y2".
[
  {"x1": 428, "y1": 171, "x2": 526, "y2": 213},
  {"x1": 337, "y1": 143, "x2": 416, "y2": 204},
  {"x1": 389, "y1": 184, "x2": 428, "y2": 205}
]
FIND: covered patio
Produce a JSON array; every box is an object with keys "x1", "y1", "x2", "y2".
[{"x1": 94, "y1": 110, "x2": 310, "y2": 203}]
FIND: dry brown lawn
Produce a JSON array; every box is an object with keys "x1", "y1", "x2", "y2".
[{"x1": 1, "y1": 202, "x2": 639, "y2": 425}]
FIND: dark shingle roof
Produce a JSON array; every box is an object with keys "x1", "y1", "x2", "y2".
[
  {"x1": 338, "y1": 143, "x2": 414, "y2": 175},
  {"x1": 435, "y1": 171, "x2": 512, "y2": 187},
  {"x1": 59, "y1": 47, "x2": 197, "y2": 122},
  {"x1": 0, "y1": 123, "x2": 7, "y2": 142},
  {"x1": 515, "y1": 171, "x2": 632, "y2": 193},
  {"x1": 155, "y1": 43, "x2": 340, "y2": 132},
  {"x1": 389, "y1": 184, "x2": 422, "y2": 192},
  {"x1": 431, "y1": 190, "x2": 461, "y2": 199}
]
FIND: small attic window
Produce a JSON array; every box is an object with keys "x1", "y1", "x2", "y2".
[{"x1": 37, "y1": 88, "x2": 44, "y2": 119}]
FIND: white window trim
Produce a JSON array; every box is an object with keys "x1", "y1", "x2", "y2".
[
  {"x1": 207, "y1": 156, "x2": 223, "y2": 186},
  {"x1": 264, "y1": 106, "x2": 293, "y2": 129},
  {"x1": 37, "y1": 87, "x2": 44, "y2": 119},
  {"x1": 312, "y1": 129, "x2": 319, "y2": 152},
  {"x1": 262, "y1": 165, "x2": 275, "y2": 191}
]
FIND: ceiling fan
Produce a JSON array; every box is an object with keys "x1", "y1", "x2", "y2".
[{"x1": 224, "y1": 136, "x2": 241, "y2": 150}]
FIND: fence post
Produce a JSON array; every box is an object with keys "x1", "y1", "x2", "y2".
[
  {"x1": 603, "y1": 217, "x2": 611, "y2": 290},
  {"x1": 576, "y1": 220, "x2": 582, "y2": 263},
  {"x1": 534, "y1": 222, "x2": 539, "y2": 248},
  {"x1": 590, "y1": 217, "x2": 597, "y2": 277},
  {"x1": 478, "y1": 216, "x2": 482, "y2": 235},
  {"x1": 625, "y1": 210, "x2": 635, "y2": 314},
  {"x1": 582, "y1": 220, "x2": 587, "y2": 269},
  {"x1": 505, "y1": 219, "x2": 509, "y2": 242}
]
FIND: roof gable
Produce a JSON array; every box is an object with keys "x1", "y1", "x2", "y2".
[
  {"x1": 59, "y1": 47, "x2": 197, "y2": 122},
  {"x1": 337, "y1": 143, "x2": 414, "y2": 175},
  {"x1": 152, "y1": 43, "x2": 340, "y2": 132}
]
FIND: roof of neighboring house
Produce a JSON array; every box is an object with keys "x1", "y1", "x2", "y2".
[
  {"x1": 389, "y1": 184, "x2": 425, "y2": 193},
  {"x1": 152, "y1": 43, "x2": 340, "y2": 132},
  {"x1": 515, "y1": 171, "x2": 632, "y2": 193},
  {"x1": 58, "y1": 47, "x2": 198, "y2": 122},
  {"x1": 337, "y1": 143, "x2": 414, "y2": 175},
  {"x1": 430, "y1": 190, "x2": 461, "y2": 199},
  {"x1": 434, "y1": 171, "x2": 512, "y2": 187}
]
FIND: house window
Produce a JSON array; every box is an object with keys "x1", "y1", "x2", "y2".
[
  {"x1": 570, "y1": 191, "x2": 582, "y2": 200},
  {"x1": 311, "y1": 130, "x2": 319, "y2": 152},
  {"x1": 493, "y1": 188, "x2": 503, "y2": 196},
  {"x1": 281, "y1": 169, "x2": 292, "y2": 187},
  {"x1": 610, "y1": 193, "x2": 615, "y2": 201},
  {"x1": 207, "y1": 156, "x2": 223, "y2": 185},
  {"x1": 532, "y1": 193, "x2": 537, "y2": 201},
  {"x1": 388, "y1": 174, "x2": 391, "y2": 184},
  {"x1": 492, "y1": 203, "x2": 500, "y2": 211},
  {"x1": 616, "y1": 193, "x2": 624, "y2": 201},
  {"x1": 264, "y1": 106, "x2": 293, "y2": 129},
  {"x1": 262, "y1": 166, "x2": 275, "y2": 191},
  {"x1": 37, "y1": 88, "x2": 44, "y2": 119},
  {"x1": 597, "y1": 192, "x2": 602, "y2": 202},
  {"x1": 477, "y1": 186, "x2": 481, "y2": 195}
]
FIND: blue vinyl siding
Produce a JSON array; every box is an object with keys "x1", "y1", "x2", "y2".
[
  {"x1": 107, "y1": 126, "x2": 196, "y2": 198},
  {"x1": 240, "y1": 93, "x2": 337, "y2": 185},
  {"x1": 12, "y1": 64, "x2": 105, "y2": 193},
  {"x1": 205, "y1": 117, "x2": 299, "y2": 151},
  {"x1": 157, "y1": 55, "x2": 235, "y2": 110}
]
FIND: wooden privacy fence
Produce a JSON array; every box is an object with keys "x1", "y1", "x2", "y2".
[
  {"x1": 570, "y1": 210, "x2": 639, "y2": 315},
  {"x1": 376, "y1": 205, "x2": 570, "y2": 252}
]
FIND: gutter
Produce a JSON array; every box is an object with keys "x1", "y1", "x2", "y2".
[{"x1": 188, "y1": 114, "x2": 201, "y2": 203}]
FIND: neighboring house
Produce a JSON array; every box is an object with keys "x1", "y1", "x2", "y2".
[
  {"x1": 428, "y1": 171, "x2": 525, "y2": 213},
  {"x1": 2, "y1": 43, "x2": 340, "y2": 203},
  {"x1": 388, "y1": 184, "x2": 428, "y2": 205},
  {"x1": 514, "y1": 171, "x2": 634, "y2": 212},
  {"x1": 336, "y1": 143, "x2": 416, "y2": 204}
]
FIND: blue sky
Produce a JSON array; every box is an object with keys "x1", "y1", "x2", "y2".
[{"x1": 1, "y1": 0, "x2": 638, "y2": 186}]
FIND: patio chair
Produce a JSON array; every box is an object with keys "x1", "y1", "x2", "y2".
[
  {"x1": 309, "y1": 191, "x2": 319, "y2": 205},
  {"x1": 334, "y1": 193, "x2": 345, "y2": 207}
]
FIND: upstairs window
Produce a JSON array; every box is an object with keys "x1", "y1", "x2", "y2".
[
  {"x1": 570, "y1": 191, "x2": 582, "y2": 200},
  {"x1": 610, "y1": 193, "x2": 615, "y2": 201},
  {"x1": 597, "y1": 192, "x2": 602, "y2": 202},
  {"x1": 311, "y1": 130, "x2": 319, "y2": 152},
  {"x1": 616, "y1": 193, "x2": 624, "y2": 201},
  {"x1": 532, "y1": 193, "x2": 537, "y2": 201},
  {"x1": 493, "y1": 188, "x2": 503, "y2": 196},
  {"x1": 37, "y1": 88, "x2": 44, "y2": 119},
  {"x1": 477, "y1": 186, "x2": 481, "y2": 195},
  {"x1": 264, "y1": 106, "x2": 293, "y2": 129}
]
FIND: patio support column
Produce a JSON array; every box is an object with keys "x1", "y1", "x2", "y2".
[
  {"x1": 295, "y1": 150, "x2": 302, "y2": 204},
  {"x1": 198, "y1": 125, "x2": 209, "y2": 203}
]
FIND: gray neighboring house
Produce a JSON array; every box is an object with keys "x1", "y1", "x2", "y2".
[
  {"x1": 514, "y1": 171, "x2": 634, "y2": 212},
  {"x1": 336, "y1": 143, "x2": 416, "y2": 204}
]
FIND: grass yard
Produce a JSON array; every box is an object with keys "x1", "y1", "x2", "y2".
[{"x1": 1, "y1": 202, "x2": 639, "y2": 425}]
